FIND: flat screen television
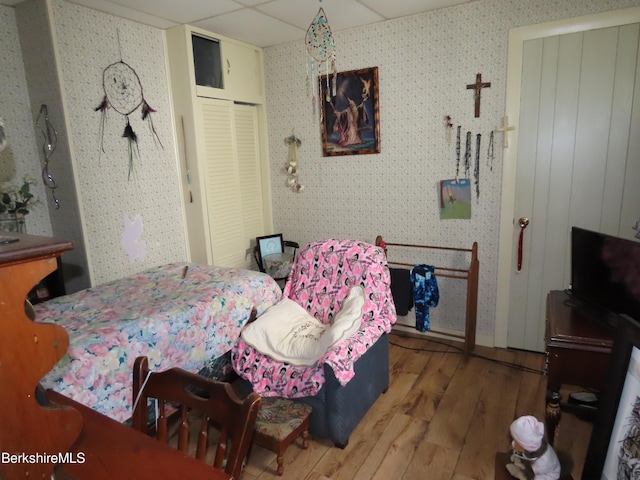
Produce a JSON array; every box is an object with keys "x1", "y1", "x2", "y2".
[{"x1": 570, "y1": 227, "x2": 640, "y2": 327}]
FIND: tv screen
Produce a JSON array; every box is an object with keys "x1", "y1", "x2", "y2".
[{"x1": 571, "y1": 227, "x2": 640, "y2": 322}]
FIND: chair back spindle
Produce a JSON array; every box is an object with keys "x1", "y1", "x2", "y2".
[{"x1": 132, "y1": 356, "x2": 261, "y2": 479}]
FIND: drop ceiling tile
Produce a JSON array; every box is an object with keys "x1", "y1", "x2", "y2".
[
  {"x1": 360, "y1": 0, "x2": 472, "y2": 18},
  {"x1": 256, "y1": 0, "x2": 384, "y2": 31},
  {"x1": 106, "y1": 0, "x2": 241, "y2": 24},
  {"x1": 57, "y1": 0, "x2": 177, "y2": 28},
  {"x1": 360, "y1": 0, "x2": 473, "y2": 18},
  {"x1": 192, "y1": 9, "x2": 304, "y2": 47},
  {"x1": 233, "y1": 0, "x2": 271, "y2": 6}
]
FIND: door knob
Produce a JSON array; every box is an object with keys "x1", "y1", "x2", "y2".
[{"x1": 517, "y1": 217, "x2": 529, "y2": 272}]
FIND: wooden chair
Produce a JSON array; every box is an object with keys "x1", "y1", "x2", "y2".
[
  {"x1": 252, "y1": 397, "x2": 312, "y2": 476},
  {"x1": 132, "y1": 356, "x2": 261, "y2": 480}
]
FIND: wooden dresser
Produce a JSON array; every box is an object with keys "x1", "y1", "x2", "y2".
[{"x1": 544, "y1": 290, "x2": 614, "y2": 444}]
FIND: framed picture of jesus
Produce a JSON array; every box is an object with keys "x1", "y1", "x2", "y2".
[{"x1": 319, "y1": 67, "x2": 380, "y2": 156}]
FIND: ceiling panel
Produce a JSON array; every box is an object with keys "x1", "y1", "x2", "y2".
[
  {"x1": 56, "y1": 0, "x2": 177, "y2": 28},
  {"x1": 255, "y1": 0, "x2": 384, "y2": 31},
  {"x1": 106, "y1": 0, "x2": 241, "y2": 24},
  {"x1": 1, "y1": 0, "x2": 479, "y2": 47},
  {"x1": 361, "y1": 0, "x2": 472, "y2": 18},
  {"x1": 193, "y1": 8, "x2": 304, "y2": 48}
]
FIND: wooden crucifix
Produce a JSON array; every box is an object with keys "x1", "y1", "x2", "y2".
[{"x1": 466, "y1": 73, "x2": 491, "y2": 118}]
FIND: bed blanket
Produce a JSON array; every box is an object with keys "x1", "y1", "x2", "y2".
[{"x1": 35, "y1": 263, "x2": 280, "y2": 422}]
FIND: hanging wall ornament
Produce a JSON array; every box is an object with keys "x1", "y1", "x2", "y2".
[
  {"x1": 0, "y1": 117, "x2": 6, "y2": 153},
  {"x1": 464, "y1": 131, "x2": 472, "y2": 178},
  {"x1": 35, "y1": 104, "x2": 60, "y2": 209},
  {"x1": 487, "y1": 130, "x2": 495, "y2": 172},
  {"x1": 306, "y1": 3, "x2": 337, "y2": 120},
  {"x1": 95, "y1": 59, "x2": 163, "y2": 179},
  {"x1": 444, "y1": 115, "x2": 454, "y2": 145},
  {"x1": 285, "y1": 131, "x2": 304, "y2": 192},
  {"x1": 474, "y1": 133, "x2": 481, "y2": 201}
]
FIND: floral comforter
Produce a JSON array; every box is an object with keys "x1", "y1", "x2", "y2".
[{"x1": 35, "y1": 263, "x2": 281, "y2": 422}]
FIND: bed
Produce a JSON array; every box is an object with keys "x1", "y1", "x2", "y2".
[
  {"x1": 232, "y1": 239, "x2": 396, "y2": 447},
  {"x1": 34, "y1": 262, "x2": 281, "y2": 423}
]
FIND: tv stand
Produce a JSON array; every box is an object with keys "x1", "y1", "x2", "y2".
[{"x1": 545, "y1": 290, "x2": 614, "y2": 445}]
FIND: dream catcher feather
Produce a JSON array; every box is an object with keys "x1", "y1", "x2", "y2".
[
  {"x1": 95, "y1": 60, "x2": 162, "y2": 179},
  {"x1": 306, "y1": 4, "x2": 337, "y2": 120}
]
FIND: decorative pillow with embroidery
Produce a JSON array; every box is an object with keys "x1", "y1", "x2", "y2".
[{"x1": 241, "y1": 286, "x2": 364, "y2": 366}]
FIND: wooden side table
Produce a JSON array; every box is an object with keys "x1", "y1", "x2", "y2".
[{"x1": 545, "y1": 290, "x2": 614, "y2": 445}]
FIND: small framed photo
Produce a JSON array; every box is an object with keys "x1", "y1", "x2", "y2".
[
  {"x1": 584, "y1": 315, "x2": 640, "y2": 478},
  {"x1": 255, "y1": 234, "x2": 283, "y2": 271}
]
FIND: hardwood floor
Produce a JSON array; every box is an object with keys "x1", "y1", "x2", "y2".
[{"x1": 240, "y1": 331, "x2": 593, "y2": 480}]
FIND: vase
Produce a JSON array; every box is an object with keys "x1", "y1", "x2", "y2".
[{"x1": 0, "y1": 213, "x2": 26, "y2": 234}]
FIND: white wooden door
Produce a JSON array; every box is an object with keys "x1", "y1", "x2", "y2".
[{"x1": 505, "y1": 24, "x2": 640, "y2": 351}]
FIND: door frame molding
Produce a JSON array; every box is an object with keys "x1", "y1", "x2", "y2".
[{"x1": 494, "y1": 6, "x2": 640, "y2": 348}]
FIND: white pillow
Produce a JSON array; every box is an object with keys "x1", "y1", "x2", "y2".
[{"x1": 241, "y1": 286, "x2": 364, "y2": 366}]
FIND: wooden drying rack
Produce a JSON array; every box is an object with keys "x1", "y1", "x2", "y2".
[{"x1": 375, "y1": 235, "x2": 479, "y2": 357}]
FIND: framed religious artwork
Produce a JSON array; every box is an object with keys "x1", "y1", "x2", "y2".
[
  {"x1": 255, "y1": 234, "x2": 283, "y2": 271},
  {"x1": 583, "y1": 314, "x2": 640, "y2": 479},
  {"x1": 319, "y1": 67, "x2": 380, "y2": 157}
]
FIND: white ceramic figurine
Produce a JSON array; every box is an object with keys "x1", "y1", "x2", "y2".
[{"x1": 507, "y1": 415, "x2": 561, "y2": 480}]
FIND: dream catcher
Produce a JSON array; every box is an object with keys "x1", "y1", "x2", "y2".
[
  {"x1": 306, "y1": 2, "x2": 337, "y2": 120},
  {"x1": 95, "y1": 60, "x2": 162, "y2": 179}
]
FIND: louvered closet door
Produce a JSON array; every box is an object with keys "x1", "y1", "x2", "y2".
[
  {"x1": 198, "y1": 98, "x2": 265, "y2": 268},
  {"x1": 199, "y1": 98, "x2": 245, "y2": 267},
  {"x1": 234, "y1": 104, "x2": 265, "y2": 265}
]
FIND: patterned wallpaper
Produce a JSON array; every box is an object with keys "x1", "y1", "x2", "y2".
[
  {"x1": 0, "y1": 5, "x2": 52, "y2": 237},
  {"x1": 48, "y1": 0, "x2": 187, "y2": 285},
  {"x1": 3, "y1": 0, "x2": 640, "y2": 340},
  {"x1": 264, "y1": 0, "x2": 640, "y2": 338},
  {"x1": 15, "y1": 0, "x2": 91, "y2": 292}
]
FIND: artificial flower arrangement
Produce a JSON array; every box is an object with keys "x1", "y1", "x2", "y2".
[{"x1": 0, "y1": 179, "x2": 36, "y2": 215}]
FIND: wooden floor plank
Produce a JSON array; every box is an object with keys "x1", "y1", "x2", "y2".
[
  {"x1": 423, "y1": 355, "x2": 489, "y2": 450},
  {"x1": 454, "y1": 347, "x2": 522, "y2": 479},
  {"x1": 398, "y1": 338, "x2": 462, "y2": 423},
  {"x1": 404, "y1": 440, "x2": 459, "y2": 480},
  {"x1": 308, "y1": 372, "x2": 420, "y2": 480},
  {"x1": 179, "y1": 333, "x2": 592, "y2": 479},
  {"x1": 352, "y1": 412, "x2": 427, "y2": 480}
]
